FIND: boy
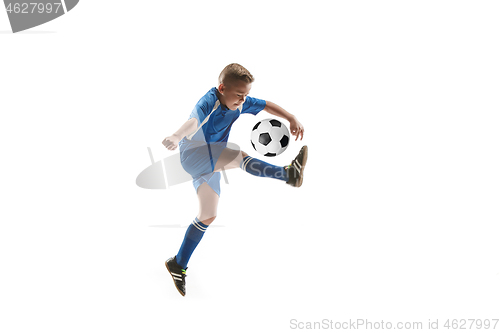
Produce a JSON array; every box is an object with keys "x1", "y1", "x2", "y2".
[{"x1": 161, "y1": 63, "x2": 307, "y2": 296}]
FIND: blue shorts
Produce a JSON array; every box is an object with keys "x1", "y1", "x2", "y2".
[
  {"x1": 179, "y1": 141, "x2": 226, "y2": 196},
  {"x1": 192, "y1": 172, "x2": 221, "y2": 196}
]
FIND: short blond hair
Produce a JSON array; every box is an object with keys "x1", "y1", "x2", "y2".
[{"x1": 218, "y1": 63, "x2": 254, "y2": 86}]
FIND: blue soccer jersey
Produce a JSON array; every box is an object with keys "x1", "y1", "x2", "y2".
[
  {"x1": 182, "y1": 87, "x2": 266, "y2": 145},
  {"x1": 178, "y1": 87, "x2": 266, "y2": 195}
]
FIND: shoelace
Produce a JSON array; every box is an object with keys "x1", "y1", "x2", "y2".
[
  {"x1": 171, "y1": 267, "x2": 187, "y2": 282},
  {"x1": 285, "y1": 160, "x2": 301, "y2": 173}
]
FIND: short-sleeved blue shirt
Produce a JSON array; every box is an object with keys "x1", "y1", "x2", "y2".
[{"x1": 179, "y1": 87, "x2": 266, "y2": 147}]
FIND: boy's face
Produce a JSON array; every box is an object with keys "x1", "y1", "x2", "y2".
[{"x1": 218, "y1": 80, "x2": 252, "y2": 110}]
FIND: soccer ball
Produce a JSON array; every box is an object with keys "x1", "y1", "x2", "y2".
[{"x1": 250, "y1": 119, "x2": 290, "y2": 157}]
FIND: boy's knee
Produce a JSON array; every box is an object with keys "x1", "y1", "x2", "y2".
[{"x1": 201, "y1": 216, "x2": 216, "y2": 225}]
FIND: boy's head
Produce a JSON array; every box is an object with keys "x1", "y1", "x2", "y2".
[
  {"x1": 218, "y1": 63, "x2": 254, "y2": 87},
  {"x1": 217, "y1": 63, "x2": 254, "y2": 110}
]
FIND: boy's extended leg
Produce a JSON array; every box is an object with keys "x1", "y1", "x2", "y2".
[
  {"x1": 239, "y1": 154, "x2": 288, "y2": 181},
  {"x1": 166, "y1": 182, "x2": 219, "y2": 296},
  {"x1": 213, "y1": 145, "x2": 308, "y2": 187},
  {"x1": 239, "y1": 146, "x2": 308, "y2": 187}
]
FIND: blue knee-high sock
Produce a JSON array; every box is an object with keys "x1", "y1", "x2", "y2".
[
  {"x1": 176, "y1": 218, "x2": 209, "y2": 269},
  {"x1": 240, "y1": 156, "x2": 289, "y2": 182}
]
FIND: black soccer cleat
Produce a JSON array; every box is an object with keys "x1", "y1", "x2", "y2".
[
  {"x1": 285, "y1": 145, "x2": 308, "y2": 187},
  {"x1": 165, "y1": 256, "x2": 187, "y2": 296}
]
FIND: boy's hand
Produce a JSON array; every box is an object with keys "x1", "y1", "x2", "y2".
[
  {"x1": 289, "y1": 117, "x2": 304, "y2": 141},
  {"x1": 162, "y1": 134, "x2": 181, "y2": 150}
]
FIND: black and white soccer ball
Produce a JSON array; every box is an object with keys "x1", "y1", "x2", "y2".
[{"x1": 250, "y1": 119, "x2": 290, "y2": 157}]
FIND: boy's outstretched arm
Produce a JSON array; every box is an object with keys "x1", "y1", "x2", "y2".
[
  {"x1": 162, "y1": 118, "x2": 198, "y2": 150},
  {"x1": 264, "y1": 101, "x2": 305, "y2": 140}
]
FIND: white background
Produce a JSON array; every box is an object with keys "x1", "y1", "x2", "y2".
[{"x1": 1, "y1": 1, "x2": 499, "y2": 332}]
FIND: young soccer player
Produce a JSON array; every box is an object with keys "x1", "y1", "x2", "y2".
[{"x1": 161, "y1": 63, "x2": 307, "y2": 296}]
